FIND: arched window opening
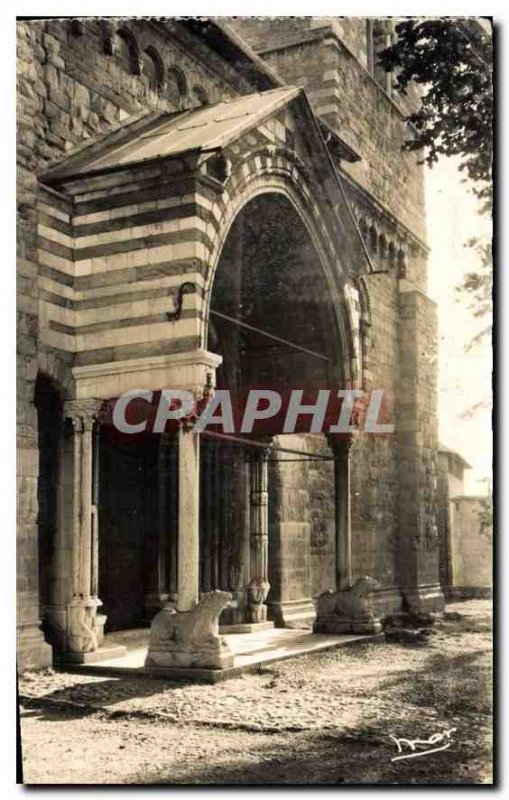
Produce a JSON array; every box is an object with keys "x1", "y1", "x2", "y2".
[
  {"x1": 397, "y1": 247, "x2": 406, "y2": 278},
  {"x1": 366, "y1": 18, "x2": 395, "y2": 94},
  {"x1": 142, "y1": 47, "x2": 164, "y2": 92},
  {"x1": 166, "y1": 66, "x2": 188, "y2": 107},
  {"x1": 114, "y1": 28, "x2": 141, "y2": 75},
  {"x1": 388, "y1": 240, "x2": 397, "y2": 267}
]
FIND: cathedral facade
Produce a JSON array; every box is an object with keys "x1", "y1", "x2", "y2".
[{"x1": 17, "y1": 17, "x2": 442, "y2": 670}]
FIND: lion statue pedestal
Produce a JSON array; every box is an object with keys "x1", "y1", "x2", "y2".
[
  {"x1": 314, "y1": 576, "x2": 382, "y2": 635},
  {"x1": 145, "y1": 590, "x2": 234, "y2": 670}
]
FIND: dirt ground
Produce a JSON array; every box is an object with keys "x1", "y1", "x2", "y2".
[{"x1": 18, "y1": 598, "x2": 493, "y2": 785}]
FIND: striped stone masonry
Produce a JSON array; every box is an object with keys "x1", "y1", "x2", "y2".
[
  {"x1": 37, "y1": 97, "x2": 368, "y2": 398},
  {"x1": 38, "y1": 161, "x2": 213, "y2": 369}
]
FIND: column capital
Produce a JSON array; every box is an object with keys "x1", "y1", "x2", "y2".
[
  {"x1": 245, "y1": 438, "x2": 273, "y2": 462},
  {"x1": 64, "y1": 399, "x2": 103, "y2": 426},
  {"x1": 327, "y1": 433, "x2": 355, "y2": 458}
]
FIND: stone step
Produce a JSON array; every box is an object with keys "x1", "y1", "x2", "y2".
[{"x1": 56, "y1": 628, "x2": 384, "y2": 683}]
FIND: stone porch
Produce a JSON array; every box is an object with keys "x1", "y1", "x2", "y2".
[{"x1": 55, "y1": 626, "x2": 384, "y2": 684}]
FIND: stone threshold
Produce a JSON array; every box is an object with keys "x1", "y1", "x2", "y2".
[{"x1": 55, "y1": 627, "x2": 385, "y2": 684}]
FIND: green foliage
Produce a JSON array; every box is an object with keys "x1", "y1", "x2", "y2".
[
  {"x1": 378, "y1": 18, "x2": 493, "y2": 213},
  {"x1": 456, "y1": 237, "x2": 492, "y2": 350}
]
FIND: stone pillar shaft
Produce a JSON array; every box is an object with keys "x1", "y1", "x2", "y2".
[
  {"x1": 91, "y1": 423, "x2": 100, "y2": 598},
  {"x1": 334, "y1": 443, "x2": 353, "y2": 590},
  {"x1": 177, "y1": 425, "x2": 200, "y2": 612},
  {"x1": 79, "y1": 417, "x2": 94, "y2": 598},
  {"x1": 247, "y1": 448, "x2": 270, "y2": 622},
  {"x1": 71, "y1": 416, "x2": 82, "y2": 598},
  {"x1": 65, "y1": 400, "x2": 102, "y2": 654}
]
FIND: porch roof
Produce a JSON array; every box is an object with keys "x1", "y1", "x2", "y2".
[
  {"x1": 43, "y1": 87, "x2": 300, "y2": 181},
  {"x1": 42, "y1": 86, "x2": 373, "y2": 276}
]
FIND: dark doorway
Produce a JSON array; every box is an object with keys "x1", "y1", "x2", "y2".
[
  {"x1": 207, "y1": 192, "x2": 342, "y2": 624},
  {"x1": 34, "y1": 373, "x2": 63, "y2": 634},
  {"x1": 98, "y1": 430, "x2": 160, "y2": 631}
]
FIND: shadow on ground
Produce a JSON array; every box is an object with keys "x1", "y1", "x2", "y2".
[
  {"x1": 131, "y1": 646, "x2": 493, "y2": 785},
  {"x1": 20, "y1": 674, "x2": 187, "y2": 720}
]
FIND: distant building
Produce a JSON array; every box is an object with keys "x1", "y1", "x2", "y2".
[{"x1": 437, "y1": 444, "x2": 492, "y2": 595}]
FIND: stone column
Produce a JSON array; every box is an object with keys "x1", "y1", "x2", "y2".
[
  {"x1": 332, "y1": 438, "x2": 353, "y2": 591},
  {"x1": 145, "y1": 418, "x2": 234, "y2": 672},
  {"x1": 144, "y1": 434, "x2": 174, "y2": 619},
  {"x1": 314, "y1": 435, "x2": 382, "y2": 635},
  {"x1": 247, "y1": 447, "x2": 271, "y2": 623},
  {"x1": 64, "y1": 400, "x2": 103, "y2": 654},
  {"x1": 176, "y1": 423, "x2": 200, "y2": 612}
]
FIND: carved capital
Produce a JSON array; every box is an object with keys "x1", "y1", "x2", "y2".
[
  {"x1": 327, "y1": 433, "x2": 355, "y2": 458},
  {"x1": 246, "y1": 439, "x2": 273, "y2": 463},
  {"x1": 64, "y1": 399, "x2": 102, "y2": 426}
]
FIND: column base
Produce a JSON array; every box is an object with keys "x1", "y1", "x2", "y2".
[
  {"x1": 313, "y1": 576, "x2": 382, "y2": 635},
  {"x1": 314, "y1": 616, "x2": 383, "y2": 635},
  {"x1": 218, "y1": 590, "x2": 250, "y2": 626},
  {"x1": 402, "y1": 584, "x2": 445, "y2": 615},
  {"x1": 248, "y1": 604, "x2": 268, "y2": 624},
  {"x1": 145, "y1": 590, "x2": 234, "y2": 671},
  {"x1": 17, "y1": 623, "x2": 53, "y2": 672},
  {"x1": 371, "y1": 587, "x2": 405, "y2": 618},
  {"x1": 444, "y1": 585, "x2": 492, "y2": 601},
  {"x1": 268, "y1": 598, "x2": 316, "y2": 629}
]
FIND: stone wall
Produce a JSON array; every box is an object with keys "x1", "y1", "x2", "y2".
[
  {"x1": 226, "y1": 16, "x2": 426, "y2": 243},
  {"x1": 450, "y1": 497, "x2": 492, "y2": 590}
]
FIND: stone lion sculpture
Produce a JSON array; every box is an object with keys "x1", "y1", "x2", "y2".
[
  {"x1": 314, "y1": 576, "x2": 382, "y2": 635},
  {"x1": 145, "y1": 590, "x2": 234, "y2": 670}
]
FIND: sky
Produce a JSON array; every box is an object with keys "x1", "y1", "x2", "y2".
[{"x1": 425, "y1": 156, "x2": 493, "y2": 494}]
